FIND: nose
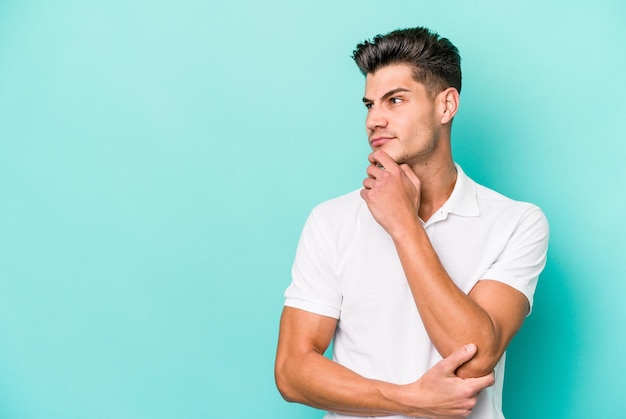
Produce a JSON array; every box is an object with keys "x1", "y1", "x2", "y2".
[{"x1": 365, "y1": 105, "x2": 388, "y2": 132}]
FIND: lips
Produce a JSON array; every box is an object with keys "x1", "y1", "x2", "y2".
[{"x1": 369, "y1": 136, "x2": 394, "y2": 147}]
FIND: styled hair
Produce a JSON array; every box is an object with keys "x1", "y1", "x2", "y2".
[{"x1": 352, "y1": 27, "x2": 461, "y2": 95}]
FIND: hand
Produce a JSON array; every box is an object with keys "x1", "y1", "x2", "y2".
[
  {"x1": 360, "y1": 150, "x2": 422, "y2": 237},
  {"x1": 399, "y1": 344, "x2": 495, "y2": 418}
]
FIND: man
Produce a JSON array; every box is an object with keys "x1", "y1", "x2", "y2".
[{"x1": 275, "y1": 27, "x2": 549, "y2": 418}]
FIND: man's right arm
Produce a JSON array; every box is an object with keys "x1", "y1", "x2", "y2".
[{"x1": 274, "y1": 306, "x2": 495, "y2": 418}]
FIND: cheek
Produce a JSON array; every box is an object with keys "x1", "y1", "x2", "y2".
[{"x1": 406, "y1": 116, "x2": 431, "y2": 139}]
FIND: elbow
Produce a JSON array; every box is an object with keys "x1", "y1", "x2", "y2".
[
  {"x1": 275, "y1": 378, "x2": 295, "y2": 403},
  {"x1": 456, "y1": 345, "x2": 504, "y2": 379},
  {"x1": 456, "y1": 357, "x2": 499, "y2": 379},
  {"x1": 457, "y1": 329, "x2": 505, "y2": 378},
  {"x1": 274, "y1": 361, "x2": 298, "y2": 403}
]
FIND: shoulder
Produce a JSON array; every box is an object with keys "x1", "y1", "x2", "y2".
[
  {"x1": 302, "y1": 189, "x2": 375, "y2": 246},
  {"x1": 314, "y1": 189, "x2": 363, "y2": 211},
  {"x1": 453, "y1": 165, "x2": 547, "y2": 227},
  {"x1": 472, "y1": 180, "x2": 549, "y2": 239},
  {"x1": 309, "y1": 189, "x2": 366, "y2": 223},
  {"x1": 473, "y1": 178, "x2": 546, "y2": 218}
]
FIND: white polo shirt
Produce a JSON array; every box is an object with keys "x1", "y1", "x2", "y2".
[{"x1": 284, "y1": 164, "x2": 549, "y2": 419}]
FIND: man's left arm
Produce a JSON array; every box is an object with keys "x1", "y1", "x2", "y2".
[{"x1": 361, "y1": 151, "x2": 548, "y2": 378}]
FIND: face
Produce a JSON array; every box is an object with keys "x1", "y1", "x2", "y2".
[{"x1": 363, "y1": 63, "x2": 446, "y2": 165}]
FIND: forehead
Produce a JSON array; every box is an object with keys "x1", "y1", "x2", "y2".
[{"x1": 364, "y1": 63, "x2": 426, "y2": 97}]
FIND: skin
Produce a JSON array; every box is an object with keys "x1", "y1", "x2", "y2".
[
  {"x1": 275, "y1": 62, "x2": 527, "y2": 417},
  {"x1": 360, "y1": 64, "x2": 529, "y2": 377},
  {"x1": 276, "y1": 311, "x2": 493, "y2": 417}
]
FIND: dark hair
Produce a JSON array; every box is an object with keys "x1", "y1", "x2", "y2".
[{"x1": 352, "y1": 27, "x2": 461, "y2": 95}]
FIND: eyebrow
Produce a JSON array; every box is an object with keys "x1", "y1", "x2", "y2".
[{"x1": 362, "y1": 87, "x2": 411, "y2": 103}]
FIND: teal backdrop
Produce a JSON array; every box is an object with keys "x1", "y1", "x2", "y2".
[{"x1": 1, "y1": 1, "x2": 625, "y2": 418}]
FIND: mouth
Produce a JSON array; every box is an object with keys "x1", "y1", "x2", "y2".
[{"x1": 369, "y1": 136, "x2": 394, "y2": 148}]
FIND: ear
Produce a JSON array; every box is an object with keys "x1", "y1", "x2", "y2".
[{"x1": 438, "y1": 87, "x2": 460, "y2": 124}]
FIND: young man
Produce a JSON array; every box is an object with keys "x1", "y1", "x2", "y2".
[{"x1": 275, "y1": 27, "x2": 549, "y2": 418}]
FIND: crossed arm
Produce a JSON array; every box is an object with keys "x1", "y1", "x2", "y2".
[
  {"x1": 275, "y1": 307, "x2": 494, "y2": 417},
  {"x1": 360, "y1": 151, "x2": 531, "y2": 378},
  {"x1": 275, "y1": 151, "x2": 537, "y2": 416}
]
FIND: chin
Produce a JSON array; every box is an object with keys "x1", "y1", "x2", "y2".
[
  {"x1": 387, "y1": 152, "x2": 407, "y2": 165},
  {"x1": 374, "y1": 144, "x2": 404, "y2": 164}
]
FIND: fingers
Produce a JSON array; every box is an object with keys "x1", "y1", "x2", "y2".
[
  {"x1": 439, "y1": 344, "x2": 477, "y2": 374},
  {"x1": 470, "y1": 371, "x2": 496, "y2": 391},
  {"x1": 368, "y1": 150, "x2": 396, "y2": 170},
  {"x1": 400, "y1": 164, "x2": 421, "y2": 190},
  {"x1": 365, "y1": 162, "x2": 385, "y2": 179},
  {"x1": 362, "y1": 177, "x2": 376, "y2": 190},
  {"x1": 438, "y1": 344, "x2": 495, "y2": 395},
  {"x1": 367, "y1": 152, "x2": 421, "y2": 190}
]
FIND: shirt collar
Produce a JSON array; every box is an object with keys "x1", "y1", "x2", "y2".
[{"x1": 443, "y1": 163, "x2": 480, "y2": 217}]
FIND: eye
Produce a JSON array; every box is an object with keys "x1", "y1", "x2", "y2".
[
  {"x1": 390, "y1": 97, "x2": 403, "y2": 104},
  {"x1": 364, "y1": 102, "x2": 373, "y2": 110}
]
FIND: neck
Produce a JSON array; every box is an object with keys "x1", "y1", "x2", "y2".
[{"x1": 410, "y1": 158, "x2": 457, "y2": 222}]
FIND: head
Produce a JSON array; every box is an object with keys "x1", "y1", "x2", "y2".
[
  {"x1": 352, "y1": 27, "x2": 461, "y2": 98},
  {"x1": 353, "y1": 28, "x2": 462, "y2": 166}
]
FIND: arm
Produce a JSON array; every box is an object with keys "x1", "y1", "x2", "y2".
[
  {"x1": 393, "y1": 224, "x2": 528, "y2": 378},
  {"x1": 275, "y1": 306, "x2": 494, "y2": 417},
  {"x1": 361, "y1": 151, "x2": 535, "y2": 378}
]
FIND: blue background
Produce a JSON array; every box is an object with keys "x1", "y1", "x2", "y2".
[{"x1": 1, "y1": 1, "x2": 625, "y2": 418}]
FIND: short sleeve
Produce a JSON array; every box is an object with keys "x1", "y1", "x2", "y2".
[
  {"x1": 284, "y1": 209, "x2": 342, "y2": 319},
  {"x1": 482, "y1": 206, "x2": 549, "y2": 312}
]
